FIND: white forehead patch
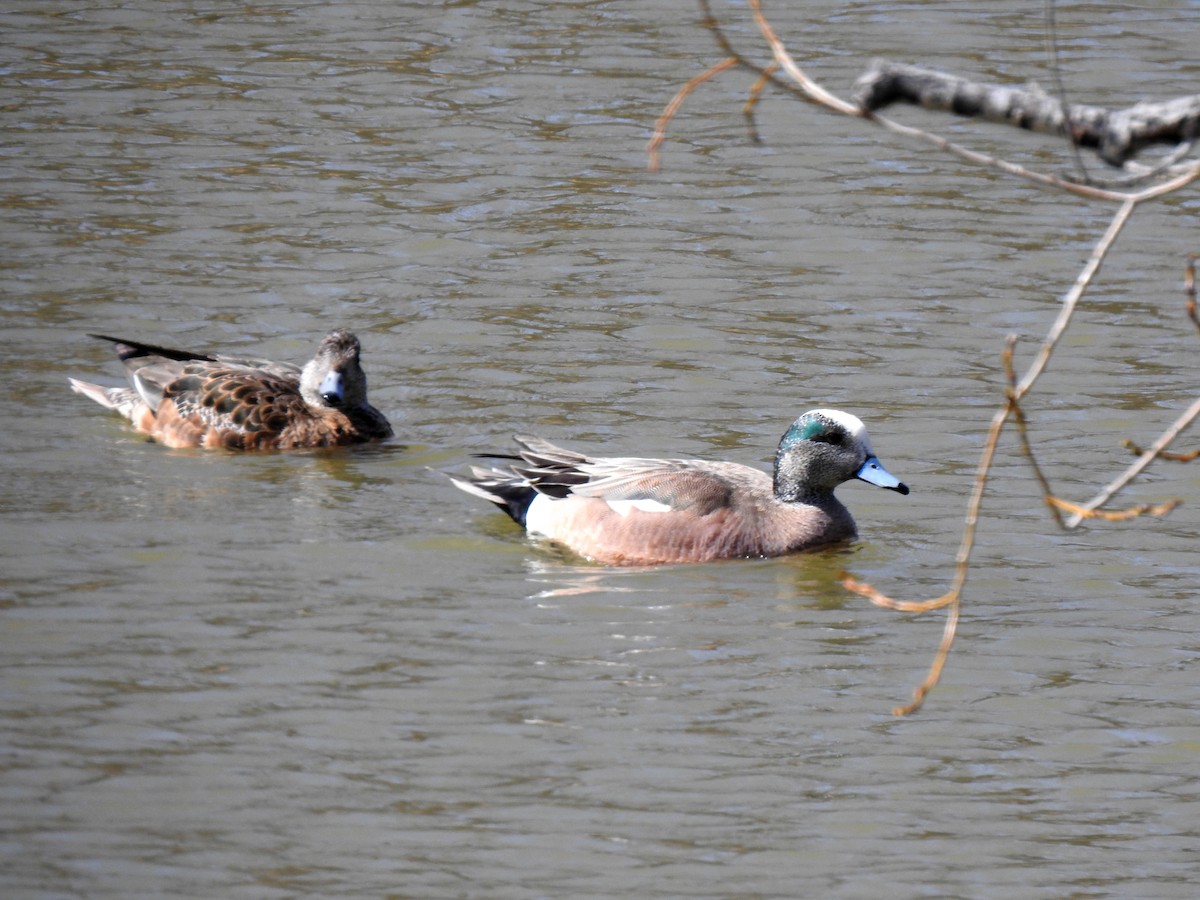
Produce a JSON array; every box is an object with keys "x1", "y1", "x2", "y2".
[{"x1": 809, "y1": 408, "x2": 871, "y2": 451}]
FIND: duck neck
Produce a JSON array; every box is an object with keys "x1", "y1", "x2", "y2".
[{"x1": 773, "y1": 451, "x2": 840, "y2": 507}]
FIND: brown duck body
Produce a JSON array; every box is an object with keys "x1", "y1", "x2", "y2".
[
  {"x1": 449, "y1": 411, "x2": 908, "y2": 567},
  {"x1": 517, "y1": 461, "x2": 856, "y2": 565},
  {"x1": 69, "y1": 330, "x2": 393, "y2": 450}
]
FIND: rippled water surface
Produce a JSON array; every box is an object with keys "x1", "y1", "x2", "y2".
[{"x1": 3, "y1": 1, "x2": 1199, "y2": 897}]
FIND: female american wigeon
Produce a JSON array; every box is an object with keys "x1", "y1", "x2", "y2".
[
  {"x1": 449, "y1": 409, "x2": 909, "y2": 566},
  {"x1": 69, "y1": 330, "x2": 393, "y2": 450}
]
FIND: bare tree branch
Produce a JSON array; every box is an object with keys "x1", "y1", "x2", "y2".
[
  {"x1": 657, "y1": 1, "x2": 1199, "y2": 714},
  {"x1": 852, "y1": 61, "x2": 1200, "y2": 167}
]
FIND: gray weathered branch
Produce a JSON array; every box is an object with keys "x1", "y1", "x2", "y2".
[{"x1": 852, "y1": 61, "x2": 1200, "y2": 166}]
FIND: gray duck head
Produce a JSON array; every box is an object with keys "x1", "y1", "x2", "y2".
[
  {"x1": 773, "y1": 408, "x2": 908, "y2": 503},
  {"x1": 299, "y1": 330, "x2": 371, "y2": 410}
]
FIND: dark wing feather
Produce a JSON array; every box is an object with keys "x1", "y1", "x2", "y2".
[
  {"x1": 89, "y1": 334, "x2": 219, "y2": 413},
  {"x1": 89, "y1": 334, "x2": 218, "y2": 364},
  {"x1": 90, "y1": 333, "x2": 300, "y2": 377},
  {"x1": 511, "y1": 435, "x2": 738, "y2": 514},
  {"x1": 509, "y1": 435, "x2": 600, "y2": 498}
]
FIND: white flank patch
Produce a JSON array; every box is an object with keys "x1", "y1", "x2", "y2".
[
  {"x1": 525, "y1": 494, "x2": 674, "y2": 538},
  {"x1": 524, "y1": 494, "x2": 555, "y2": 537},
  {"x1": 606, "y1": 498, "x2": 673, "y2": 516}
]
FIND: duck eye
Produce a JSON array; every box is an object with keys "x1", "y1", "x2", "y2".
[{"x1": 813, "y1": 431, "x2": 843, "y2": 446}]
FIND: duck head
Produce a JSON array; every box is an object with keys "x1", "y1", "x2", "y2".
[{"x1": 773, "y1": 408, "x2": 909, "y2": 502}]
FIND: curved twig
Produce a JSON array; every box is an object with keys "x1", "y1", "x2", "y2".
[
  {"x1": 647, "y1": 56, "x2": 738, "y2": 174},
  {"x1": 1064, "y1": 397, "x2": 1200, "y2": 528},
  {"x1": 1122, "y1": 440, "x2": 1198, "y2": 463}
]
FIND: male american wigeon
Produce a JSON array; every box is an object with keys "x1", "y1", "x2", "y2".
[
  {"x1": 69, "y1": 330, "x2": 393, "y2": 450},
  {"x1": 449, "y1": 409, "x2": 909, "y2": 566}
]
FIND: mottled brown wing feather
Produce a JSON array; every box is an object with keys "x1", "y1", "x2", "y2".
[{"x1": 166, "y1": 366, "x2": 308, "y2": 440}]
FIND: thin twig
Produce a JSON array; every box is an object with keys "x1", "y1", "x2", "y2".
[
  {"x1": 1064, "y1": 397, "x2": 1200, "y2": 528},
  {"x1": 1076, "y1": 138, "x2": 1199, "y2": 189},
  {"x1": 1004, "y1": 337, "x2": 1066, "y2": 527},
  {"x1": 1122, "y1": 439, "x2": 1198, "y2": 462},
  {"x1": 647, "y1": 56, "x2": 738, "y2": 174},
  {"x1": 893, "y1": 596, "x2": 960, "y2": 717},
  {"x1": 843, "y1": 367, "x2": 1017, "y2": 713},
  {"x1": 842, "y1": 188, "x2": 1146, "y2": 712},
  {"x1": 1187, "y1": 254, "x2": 1199, "y2": 333},
  {"x1": 865, "y1": 114, "x2": 1200, "y2": 202},
  {"x1": 1004, "y1": 248, "x2": 1188, "y2": 527},
  {"x1": 742, "y1": 63, "x2": 778, "y2": 144},
  {"x1": 1015, "y1": 199, "x2": 1135, "y2": 396},
  {"x1": 747, "y1": 0, "x2": 859, "y2": 115},
  {"x1": 1043, "y1": 0, "x2": 1093, "y2": 184},
  {"x1": 1047, "y1": 495, "x2": 1181, "y2": 521}
]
